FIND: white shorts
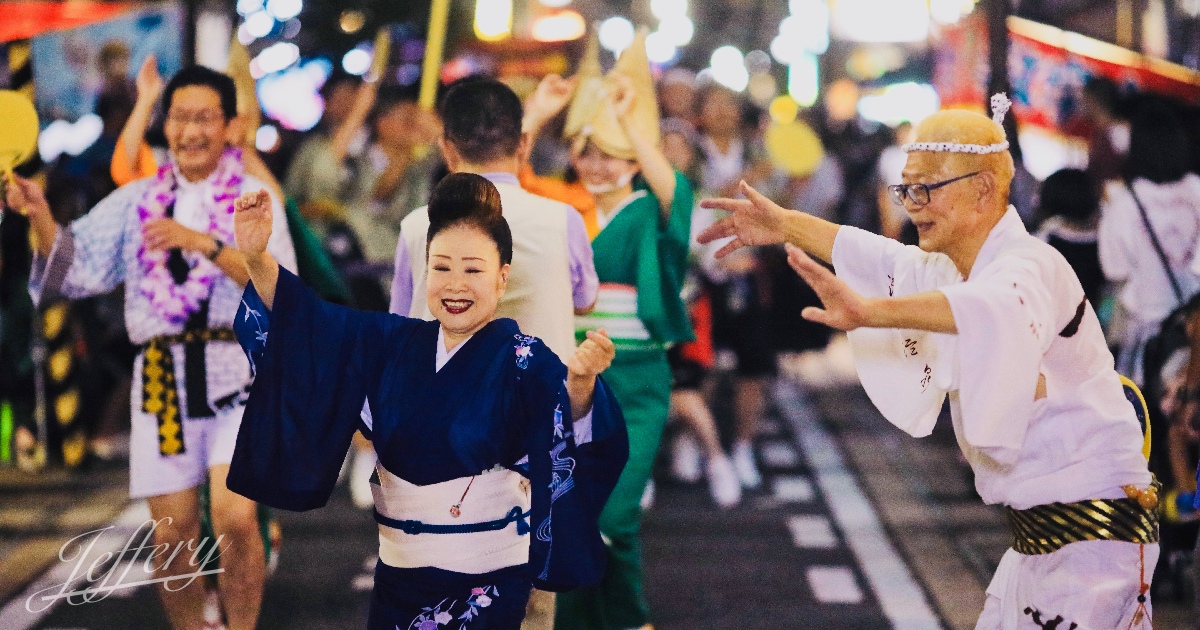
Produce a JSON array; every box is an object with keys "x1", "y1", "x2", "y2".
[
  {"x1": 128, "y1": 346, "x2": 249, "y2": 499},
  {"x1": 976, "y1": 540, "x2": 1159, "y2": 630}
]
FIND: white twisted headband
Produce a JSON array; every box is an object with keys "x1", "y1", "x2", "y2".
[{"x1": 901, "y1": 93, "x2": 1012, "y2": 155}]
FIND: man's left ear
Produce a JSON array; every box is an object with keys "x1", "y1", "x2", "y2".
[
  {"x1": 500, "y1": 264, "x2": 511, "y2": 284},
  {"x1": 976, "y1": 171, "x2": 997, "y2": 204}
]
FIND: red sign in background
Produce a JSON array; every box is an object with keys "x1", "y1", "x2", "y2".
[{"x1": 934, "y1": 13, "x2": 1200, "y2": 138}]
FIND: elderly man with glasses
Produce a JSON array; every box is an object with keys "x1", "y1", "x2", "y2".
[{"x1": 700, "y1": 95, "x2": 1159, "y2": 629}]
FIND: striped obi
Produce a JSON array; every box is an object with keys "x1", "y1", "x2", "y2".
[
  {"x1": 575, "y1": 283, "x2": 663, "y2": 352},
  {"x1": 371, "y1": 466, "x2": 532, "y2": 573},
  {"x1": 1004, "y1": 487, "x2": 1160, "y2": 555}
]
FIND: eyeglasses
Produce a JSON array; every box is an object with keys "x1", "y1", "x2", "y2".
[
  {"x1": 165, "y1": 110, "x2": 225, "y2": 128},
  {"x1": 887, "y1": 171, "x2": 981, "y2": 207}
]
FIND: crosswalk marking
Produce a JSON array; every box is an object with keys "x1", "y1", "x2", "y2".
[
  {"x1": 778, "y1": 382, "x2": 943, "y2": 629},
  {"x1": 787, "y1": 515, "x2": 839, "y2": 549},
  {"x1": 806, "y1": 566, "x2": 864, "y2": 604},
  {"x1": 771, "y1": 475, "x2": 815, "y2": 503},
  {"x1": 760, "y1": 441, "x2": 800, "y2": 468}
]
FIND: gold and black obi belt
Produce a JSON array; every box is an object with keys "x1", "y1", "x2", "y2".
[{"x1": 1004, "y1": 482, "x2": 1160, "y2": 555}]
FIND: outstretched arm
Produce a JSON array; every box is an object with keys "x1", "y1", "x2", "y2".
[
  {"x1": 565, "y1": 330, "x2": 616, "y2": 421},
  {"x1": 4, "y1": 175, "x2": 57, "y2": 256},
  {"x1": 234, "y1": 189, "x2": 280, "y2": 308},
  {"x1": 609, "y1": 73, "x2": 676, "y2": 216},
  {"x1": 785, "y1": 244, "x2": 957, "y2": 334},
  {"x1": 698, "y1": 181, "x2": 841, "y2": 263},
  {"x1": 114, "y1": 55, "x2": 164, "y2": 183},
  {"x1": 330, "y1": 80, "x2": 378, "y2": 165}
]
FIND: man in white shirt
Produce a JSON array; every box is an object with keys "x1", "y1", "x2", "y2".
[
  {"x1": 7, "y1": 65, "x2": 296, "y2": 630},
  {"x1": 390, "y1": 78, "x2": 597, "y2": 361},
  {"x1": 699, "y1": 96, "x2": 1158, "y2": 629}
]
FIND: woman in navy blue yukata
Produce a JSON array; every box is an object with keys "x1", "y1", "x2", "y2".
[{"x1": 226, "y1": 172, "x2": 629, "y2": 630}]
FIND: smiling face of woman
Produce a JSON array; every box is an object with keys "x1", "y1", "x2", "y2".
[{"x1": 426, "y1": 224, "x2": 510, "y2": 344}]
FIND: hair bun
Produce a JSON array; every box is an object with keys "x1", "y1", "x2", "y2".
[
  {"x1": 425, "y1": 173, "x2": 514, "y2": 266},
  {"x1": 428, "y1": 173, "x2": 504, "y2": 226}
]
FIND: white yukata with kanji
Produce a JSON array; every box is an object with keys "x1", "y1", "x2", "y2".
[
  {"x1": 831, "y1": 207, "x2": 1155, "y2": 629},
  {"x1": 29, "y1": 166, "x2": 297, "y2": 498}
]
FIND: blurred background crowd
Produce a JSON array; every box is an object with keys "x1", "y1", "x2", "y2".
[{"x1": 3, "y1": 0, "x2": 1200, "y2": 618}]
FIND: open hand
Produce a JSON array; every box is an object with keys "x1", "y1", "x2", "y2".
[
  {"x1": 786, "y1": 244, "x2": 871, "y2": 331},
  {"x1": 608, "y1": 73, "x2": 635, "y2": 119},
  {"x1": 567, "y1": 330, "x2": 615, "y2": 380},
  {"x1": 234, "y1": 189, "x2": 273, "y2": 257},
  {"x1": 525, "y1": 74, "x2": 578, "y2": 127},
  {"x1": 135, "y1": 55, "x2": 164, "y2": 102},
  {"x1": 698, "y1": 181, "x2": 786, "y2": 258},
  {"x1": 3, "y1": 174, "x2": 51, "y2": 219}
]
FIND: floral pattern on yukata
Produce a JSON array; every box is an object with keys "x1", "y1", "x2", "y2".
[
  {"x1": 513, "y1": 334, "x2": 537, "y2": 370},
  {"x1": 405, "y1": 585, "x2": 498, "y2": 630},
  {"x1": 240, "y1": 298, "x2": 269, "y2": 378}
]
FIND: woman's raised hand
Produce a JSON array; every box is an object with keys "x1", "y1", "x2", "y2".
[
  {"x1": 697, "y1": 181, "x2": 787, "y2": 258},
  {"x1": 234, "y1": 189, "x2": 272, "y2": 258},
  {"x1": 567, "y1": 330, "x2": 616, "y2": 380}
]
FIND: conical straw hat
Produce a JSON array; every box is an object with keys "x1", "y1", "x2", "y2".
[{"x1": 564, "y1": 28, "x2": 659, "y2": 160}]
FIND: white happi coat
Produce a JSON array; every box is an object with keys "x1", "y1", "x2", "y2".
[{"x1": 831, "y1": 207, "x2": 1155, "y2": 629}]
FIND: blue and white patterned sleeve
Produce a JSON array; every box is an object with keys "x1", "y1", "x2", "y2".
[{"x1": 29, "y1": 183, "x2": 140, "y2": 306}]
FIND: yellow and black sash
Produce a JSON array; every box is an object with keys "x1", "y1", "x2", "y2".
[
  {"x1": 141, "y1": 327, "x2": 236, "y2": 456},
  {"x1": 1005, "y1": 484, "x2": 1160, "y2": 555}
]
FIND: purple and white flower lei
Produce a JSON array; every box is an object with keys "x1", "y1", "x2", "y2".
[{"x1": 136, "y1": 148, "x2": 244, "y2": 326}]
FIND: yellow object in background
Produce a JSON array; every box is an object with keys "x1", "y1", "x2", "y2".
[
  {"x1": 0, "y1": 90, "x2": 39, "y2": 178},
  {"x1": 764, "y1": 120, "x2": 824, "y2": 178},
  {"x1": 369, "y1": 27, "x2": 391, "y2": 83}
]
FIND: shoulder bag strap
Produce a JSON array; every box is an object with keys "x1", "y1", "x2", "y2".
[{"x1": 1126, "y1": 179, "x2": 1186, "y2": 305}]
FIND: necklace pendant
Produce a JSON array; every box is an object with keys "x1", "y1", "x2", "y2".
[{"x1": 449, "y1": 505, "x2": 461, "y2": 518}]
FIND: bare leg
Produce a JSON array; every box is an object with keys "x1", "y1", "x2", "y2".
[
  {"x1": 208, "y1": 464, "x2": 265, "y2": 630},
  {"x1": 146, "y1": 488, "x2": 206, "y2": 630},
  {"x1": 731, "y1": 376, "x2": 767, "y2": 489},
  {"x1": 671, "y1": 389, "x2": 741, "y2": 508},
  {"x1": 734, "y1": 376, "x2": 766, "y2": 444},
  {"x1": 670, "y1": 390, "x2": 723, "y2": 459}
]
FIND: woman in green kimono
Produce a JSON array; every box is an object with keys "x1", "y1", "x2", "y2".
[{"x1": 541, "y1": 32, "x2": 694, "y2": 630}]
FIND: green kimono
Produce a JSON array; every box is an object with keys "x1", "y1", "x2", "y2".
[{"x1": 558, "y1": 172, "x2": 693, "y2": 630}]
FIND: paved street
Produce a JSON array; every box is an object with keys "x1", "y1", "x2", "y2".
[{"x1": 0, "y1": 348, "x2": 1193, "y2": 629}]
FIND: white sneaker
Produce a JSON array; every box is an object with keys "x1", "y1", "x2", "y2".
[
  {"x1": 350, "y1": 448, "x2": 378, "y2": 510},
  {"x1": 669, "y1": 431, "x2": 703, "y2": 483},
  {"x1": 731, "y1": 440, "x2": 762, "y2": 490},
  {"x1": 706, "y1": 454, "x2": 742, "y2": 509},
  {"x1": 640, "y1": 480, "x2": 655, "y2": 510}
]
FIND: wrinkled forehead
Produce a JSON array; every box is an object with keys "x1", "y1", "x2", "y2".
[{"x1": 901, "y1": 151, "x2": 958, "y2": 182}]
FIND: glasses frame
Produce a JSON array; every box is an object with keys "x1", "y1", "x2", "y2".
[{"x1": 888, "y1": 171, "x2": 981, "y2": 207}]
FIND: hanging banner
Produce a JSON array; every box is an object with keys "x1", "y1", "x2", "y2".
[
  {"x1": 934, "y1": 14, "x2": 1200, "y2": 138},
  {"x1": 0, "y1": 2, "x2": 141, "y2": 44}
]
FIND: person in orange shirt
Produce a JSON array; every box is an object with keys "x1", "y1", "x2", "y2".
[{"x1": 518, "y1": 75, "x2": 599, "y2": 238}]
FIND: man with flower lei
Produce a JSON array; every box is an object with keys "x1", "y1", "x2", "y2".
[
  {"x1": 700, "y1": 95, "x2": 1159, "y2": 629},
  {"x1": 4, "y1": 65, "x2": 296, "y2": 630}
]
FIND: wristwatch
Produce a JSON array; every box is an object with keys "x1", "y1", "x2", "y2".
[{"x1": 207, "y1": 237, "x2": 225, "y2": 261}]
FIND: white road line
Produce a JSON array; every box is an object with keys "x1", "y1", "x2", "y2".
[
  {"x1": 778, "y1": 382, "x2": 943, "y2": 630},
  {"x1": 771, "y1": 475, "x2": 815, "y2": 503},
  {"x1": 807, "y1": 566, "x2": 865, "y2": 603},
  {"x1": 0, "y1": 501, "x2": 150, "y2": 630},
  {"x1": 787, "y1": 515, "x2": 839, "y2": 549},
  {"x1": 760, "y1": 440, "x2": 801, "y2": 468}
]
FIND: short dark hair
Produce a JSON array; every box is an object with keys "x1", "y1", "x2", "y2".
[
  {"x1": 162, "y1": 65, "x2": 238, "y2": 121},
  {"x1": 1125, "y1": 99, "x2": 1190, "y2": 184},
  {"x1": 438, "y1": 76, "x2": 523, "y2": 164},
  {"x1": 426, "y1": 173, "x2": 513, "y2": 266},
  {"x1": 1038, "y1": 168, "x2": 1097, "y2": 223}
]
